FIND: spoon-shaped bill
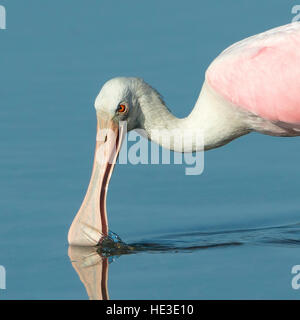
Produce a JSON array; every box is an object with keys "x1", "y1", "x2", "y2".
[{"x1": 68, "y1": 115, "x2": 124, "y2": 246}]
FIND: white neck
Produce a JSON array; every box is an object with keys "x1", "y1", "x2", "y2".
[{"x1": 137, "y1": 81, "x2": 249, "y2": 152}]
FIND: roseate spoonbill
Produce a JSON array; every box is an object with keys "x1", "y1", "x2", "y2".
[{"x1": 68, "y1": 22, "x2": 300, "y2": 246}]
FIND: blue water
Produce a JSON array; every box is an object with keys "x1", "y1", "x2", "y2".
[{"x1": 1, "y1": 0, "x2": 300, "y2": 299}]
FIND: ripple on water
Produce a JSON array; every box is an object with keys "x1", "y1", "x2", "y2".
[{"x1": 97, "y1": 222, "x2": 300, "y2": 258}]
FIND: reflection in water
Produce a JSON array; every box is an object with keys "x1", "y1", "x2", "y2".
[
  {"x1": 69, "y1": 222, "x2": 300, "y2": 299},
  {"x1": 68, "y1": 246, "x2": 109, "y2": 300}
]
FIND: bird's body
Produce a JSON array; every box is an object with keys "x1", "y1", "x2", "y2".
[
  {"x1": 207, "y1": 22, "x2": 300, "y2": 134},
  {"x1": 68, "y1": 22, "x2": 300, "y2": 246}
]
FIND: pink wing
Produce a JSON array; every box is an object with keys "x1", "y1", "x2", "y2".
[{"x1": 206, "y1": 22, "x2": 300, "y2": 124}]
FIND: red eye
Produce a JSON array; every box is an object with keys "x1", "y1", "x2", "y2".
[{"x1": 117, "y1": 104, "x2": 127, "y2": 113}]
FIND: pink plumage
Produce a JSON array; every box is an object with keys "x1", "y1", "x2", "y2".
[{"x1": 206, "y1": 22, "x2": 300, "y2": 125}]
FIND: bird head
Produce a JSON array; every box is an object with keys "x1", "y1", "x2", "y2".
[
  {"x1": 94, "y1": 77, "x2": 145, "y2": 134},
  {"x1": 68, "y1": 77, "x2": 164, "y2": 246}
]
